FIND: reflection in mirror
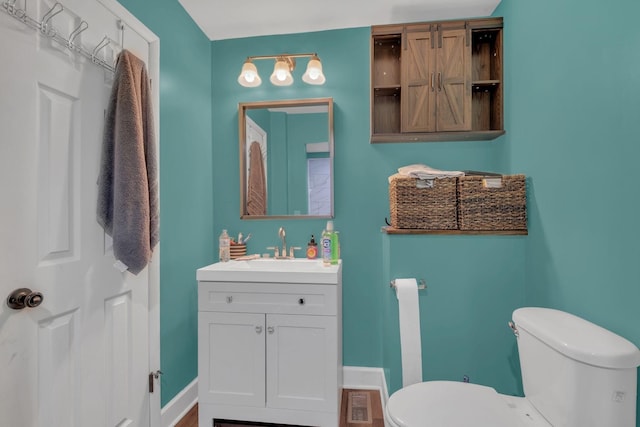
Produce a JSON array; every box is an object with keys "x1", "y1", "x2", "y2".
[{"x1": 239, "y1": 98, "x2": 334, "y2": 219}]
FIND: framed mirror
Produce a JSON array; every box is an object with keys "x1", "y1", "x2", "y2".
[{"x1": 239, "y1": 98, "x2": 334, "y2": 219}]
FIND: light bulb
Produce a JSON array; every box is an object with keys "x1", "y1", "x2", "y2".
[
  {"x1": 302, "y1": 56, "x2": 325, "y2": 85},
  {"x1": 270, "y1": 59, "x2": 293, "y2": 86},
  {"x1": 238, "y1": 60, "x2": 261, "y2": 87}
]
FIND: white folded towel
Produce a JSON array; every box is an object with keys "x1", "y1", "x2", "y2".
[{"x1": 397, "y1": 163, "x2": 465, "y2": 180}]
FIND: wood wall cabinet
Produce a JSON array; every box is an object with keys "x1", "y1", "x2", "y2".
[{"x1": 371, "y1": 17, "x2": 504, "y2": 143}]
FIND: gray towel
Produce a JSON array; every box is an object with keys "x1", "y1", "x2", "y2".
[{"x1": 97, "y1": 49, "x2": 158, "y2": 275}]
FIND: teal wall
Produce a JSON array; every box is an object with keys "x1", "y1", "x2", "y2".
[
  {"x1": 116, "y1": 0, "x2": 213, "y2": 407},
  {"x1": 499, "y1": 0, "x2": 640, "y2": 328},
  {"x1": 498, "y1": 0, "x2": 640, "y2": 419},
  {"x1": 119, "y1": 0, "x2": 640, "y2": 417},
  {"x1": 381, "y1": 235, "x2": 525, "y2": 394},
  {"x1": 211, "y1": 27, "x2": 524, "y2": 396}
]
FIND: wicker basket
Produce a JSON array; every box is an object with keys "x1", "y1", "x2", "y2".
[
  {"x1": 457, "y1": 174, "x2": 527, "y2": 231},
  {"x1": 389, "y1": 175, "x2": 458, "y2": 229}
]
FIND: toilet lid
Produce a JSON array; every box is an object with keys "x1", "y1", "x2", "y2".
[{"x1": 387, "y1": 381, "x2": 520, "y2": 427}]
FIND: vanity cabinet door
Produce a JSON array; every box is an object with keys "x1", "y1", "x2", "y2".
[
  {"x1": 198, "y1": 311, "x2": 265, "y2": 407},
  {"x1": 266, "y1": 314, "x2": 338, "y2": 413}
]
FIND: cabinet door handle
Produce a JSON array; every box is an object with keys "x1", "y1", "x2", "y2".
[
  {"x1": 226, "y1": 296, "x2": 233, "y2": 303},
  {"x1": 430, "y1": 73, "x2": 435, "y2": 92},
  {"x1": 298, "y1": 297, "x2": 306, "y2": 305},
  {"x1": 437, "y1": 72, "x2": 442, "y2": 92},
  {"x1": 255, "y1": 326, "x2": 263, "y2": 334},
  {"x1": 267, "y1": 326, "x2": 275, "y2": 334}
]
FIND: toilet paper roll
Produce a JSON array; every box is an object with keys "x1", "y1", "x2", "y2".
[{"x1": 395, "y1": 278, "x2": 422, "y2": 387}]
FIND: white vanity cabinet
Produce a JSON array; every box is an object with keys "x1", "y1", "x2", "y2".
[{"x1": 197, "y1": 260, "x2": 342, "y2": 427}]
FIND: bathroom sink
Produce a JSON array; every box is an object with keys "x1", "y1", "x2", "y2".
[{"x1": 196, "y1": 258, "x2": 341, "y2": 284}]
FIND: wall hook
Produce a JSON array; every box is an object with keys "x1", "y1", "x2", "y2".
[
  {"x1": 5, "y1": 0, "x2": 18, "y2": 14},
  {"x1": 40, "y1": 1, "x2": 63, "y2": 37},
  {"x1": 92, "y1": 35, "x2": 110, "y2": 63},
  {"x1": 68, "y1": 20, "x2": 88, "y2": 50}
]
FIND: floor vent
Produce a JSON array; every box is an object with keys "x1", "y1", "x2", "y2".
[{"x1": 346, "y1": 391, "x2": 372, "y2": 424}]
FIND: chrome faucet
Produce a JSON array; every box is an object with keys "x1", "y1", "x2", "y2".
[
  {"x1": 278, "y1": 227, "x2": 286, "y2": 255},
  {"x1": 266, "y1": 227, "x2": 300, "y2": 258}
]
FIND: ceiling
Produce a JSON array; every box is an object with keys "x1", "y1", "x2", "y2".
[{"x1": 178, "y1": 0, "x2": 501, "y2": 41}]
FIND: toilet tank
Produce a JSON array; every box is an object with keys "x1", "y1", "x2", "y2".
[{"x1": 513, "y1": 307, "x2": 640, "y2": 427}]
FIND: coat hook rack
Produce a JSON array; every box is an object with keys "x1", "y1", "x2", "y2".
[{"x1": 1, "y1": 0, "x2": 117, "y2": 73}]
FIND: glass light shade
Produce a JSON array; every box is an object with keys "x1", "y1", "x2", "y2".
[
  {"x1": 237, "y1": 60, "x2": 261, "y2": 87},
  {"x1": 302, "y1": 57, "x2": 325, "y2": 85},
  {"x1": 270, "y1": 59, "x2": 293, "y2": 86}
]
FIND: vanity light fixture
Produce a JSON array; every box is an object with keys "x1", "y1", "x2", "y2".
[{"x1": 237, "y1": 53, "x2": 326, "y2": 88}]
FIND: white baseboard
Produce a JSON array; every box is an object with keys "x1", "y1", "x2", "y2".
[
  {"x1": 164, "y1": 369, "x2": 389, "y2": 427},
  {"x1": 342, "y1": 366, "x2": 390, "y2": 408},
  {"x1": 161, "y1": 378, "x2": 198, "y2": 427}
]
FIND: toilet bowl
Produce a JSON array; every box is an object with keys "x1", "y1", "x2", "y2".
[
  {"x1": 385, "y1": 381, "x2": 551, "y2": 427},
  {"x1": 386, "y1": 307, "x2": 640, "y2": 427}
]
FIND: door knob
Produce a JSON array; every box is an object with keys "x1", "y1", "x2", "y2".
[{"x1": 7, "y1": 288, "x2": 44, "y2": 310}]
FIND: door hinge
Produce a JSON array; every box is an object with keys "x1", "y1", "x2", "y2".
[{"x1": 149, "y1": 370, "x2": 163, "y2": 393}]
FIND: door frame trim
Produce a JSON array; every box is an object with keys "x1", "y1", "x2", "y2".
[{"x1": 96, "y1": 0, "x2": 161, "y2": 424}]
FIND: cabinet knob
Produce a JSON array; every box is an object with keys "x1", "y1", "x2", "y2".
[
  {"x1": 255, "y1": 326, "x2": 263, "y2": 334},
  {"x1": 298, "y1": 297, "x2": 305, "y2": 305},
  {"x1": 267, "y1": 326, "x2": 275, "y2": 334},
  {"x1": 226, "y1": 296, "x2": 233, "y2": 304}
]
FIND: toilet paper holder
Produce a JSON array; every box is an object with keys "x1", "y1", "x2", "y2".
[{"x1": 389, "y1": 279, "x2": 427, "y2": 290}]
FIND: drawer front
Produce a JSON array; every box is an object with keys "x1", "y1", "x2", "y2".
[{"x1": 199, "y1": 282, "x2": 337, "y2": 316}]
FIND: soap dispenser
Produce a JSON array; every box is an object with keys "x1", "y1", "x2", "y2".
[{"x1": 306, "y1": 235, "x2": 318, "y2": 259}]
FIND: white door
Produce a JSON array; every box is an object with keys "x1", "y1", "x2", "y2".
[
  {"x1": 266, "y1": 314, "x2": 338, "y2": 412},
  {"x1": 0, "y1": 1, "x2": 160, "y2": 426}
]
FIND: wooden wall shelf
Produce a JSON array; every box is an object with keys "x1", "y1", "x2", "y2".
[{"x1": 382, "y1": 226, "x2": 528, "y2": 235}]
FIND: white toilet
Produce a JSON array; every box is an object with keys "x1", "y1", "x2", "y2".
[{"x1": 386, "y1": 307, "x2": 640, "y2": 427}]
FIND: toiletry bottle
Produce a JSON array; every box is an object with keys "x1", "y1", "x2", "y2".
[
  {"x1": 306, "y1": 235, "x2": 318, "y2": 259},
  {"x1": 321, "y1": 223, "x2": 333, "y2": 266},
  {"x1": 330, "y1": 226, "x2": 340, "y2": 265},
  {"x1": 219, "y1": 229, "x2": 230, "y2": 262}
]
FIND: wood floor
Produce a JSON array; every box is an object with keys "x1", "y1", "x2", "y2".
[{"x1": 175, "y1": 389, "x2": 383, "y2": 427}]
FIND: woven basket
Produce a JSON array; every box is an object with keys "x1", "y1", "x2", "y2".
[
  {"x1": 457, "y1": 174, "x2": 527, "y2": 231},
  {"x1": 389, "y1": 175, "x2": 458, "y2": 229}
]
